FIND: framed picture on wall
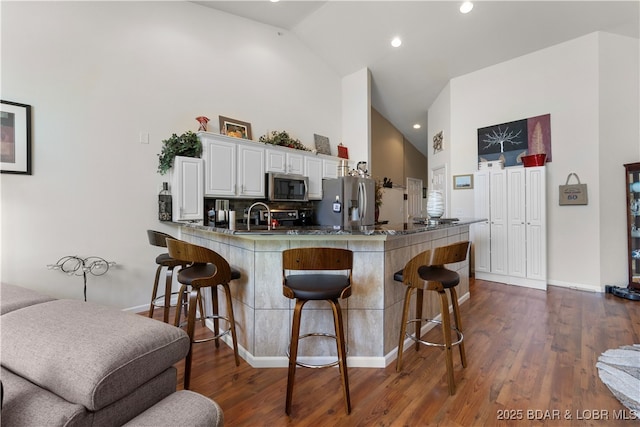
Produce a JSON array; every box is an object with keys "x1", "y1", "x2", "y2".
[
  {"x1": 453, "y1": 174, "x2": 473, "y2": 190},
  {"x1": 1, "y1": 100, "x2": 32, "y2": 175}
]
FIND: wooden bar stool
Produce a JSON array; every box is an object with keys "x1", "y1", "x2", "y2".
[
  {"x1": 146, "y1": 230, "x2": 190, "y2": 323},
  {"x1": 394, "y1": 240, "x2": 470, "y2": 395},
  {"x1": 166, "y1": 239, "x2": 241, "y2": 390},
  {"x1": 282, "y1": 247, "x2": 353, "y2": 415}
]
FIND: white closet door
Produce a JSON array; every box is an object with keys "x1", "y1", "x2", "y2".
[
  {"x1": 526, "y1": 166, "x2": 547, "y2": 281},
  {"x1": 489, "y1": 170, "x2": 508, "y2": 275},
  {"x1": 473, "y1": 171, "x2": 491, "y2": 273},
  {"x1": 507, "y1": 168, "x2": 526, "y2": 278}
]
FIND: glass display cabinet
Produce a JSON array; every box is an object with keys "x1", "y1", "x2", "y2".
[
  {"x1": 626, "y1": 163, "x2": 640, "y2": 288},
  {"x1": 609, "y1": 163, "x2": 640, "y2": 300}
]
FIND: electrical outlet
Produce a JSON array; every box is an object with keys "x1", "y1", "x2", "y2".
[{"x1": 139, "y1": 132, "x2": 149, "y2": 144}]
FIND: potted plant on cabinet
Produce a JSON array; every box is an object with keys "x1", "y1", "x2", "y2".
[
  {"x1": 157, "y1": 131, "x2": 203, "y2": 175},
  {"x1": 375, "y1": 178, "x2": 384, "y2": 223},
  {"x1": 259, "y1": 130, "x2": 310, "y2": 152}
]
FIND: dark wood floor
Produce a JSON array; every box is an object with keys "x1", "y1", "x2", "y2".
[{"x1": 143, "y1": 279, "x2": 640, "y2": 426}]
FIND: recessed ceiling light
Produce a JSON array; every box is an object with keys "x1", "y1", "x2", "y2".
[
  {"x1": 391, "y1": 37, "x2": 402, "y2": 48},
  {"x1": 460, "y1": 1, "x2": 473, "y2": 14},
  {"x1": 270, "y1": 0, "x2": 280, "y2": 3},
  {"x1": 413, "y1": 124, "x2": 421, "y2": 129}
]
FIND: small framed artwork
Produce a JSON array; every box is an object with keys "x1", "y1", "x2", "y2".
[
  {"x1": 219, "y1": 116, "x2": 252, "y2": 140},
  {"x1": 1, "y1": 100, "x2": 32, "y2": 175},
  {"x1": 314, "y1": 134, "x2": 331, "y2": 155},
  {"x1": 453, "y1": 174, "x2": 473, "y2": 190},
  {"x1": 433, "y1": 130, "x2": 443, "y2": 154}
]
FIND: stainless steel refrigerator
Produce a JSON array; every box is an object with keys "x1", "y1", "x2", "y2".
[{"x1": 316, "y1": 177, "x2": 375, "y2": 228}]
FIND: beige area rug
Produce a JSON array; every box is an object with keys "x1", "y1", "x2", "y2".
[{"x1": 596, "y1": 344, "x2": 640, "y2": 415}]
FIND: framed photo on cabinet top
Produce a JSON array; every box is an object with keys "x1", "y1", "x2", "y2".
[
  {"x1": 219, "y1": 115, "x2": 252, "y2": 140},
  {"x1": 1, "y1": 100, "x2": 31, "y2": 175},
  {"x1": 453, "y1": 174, "x2": 473, "y2": 190}
]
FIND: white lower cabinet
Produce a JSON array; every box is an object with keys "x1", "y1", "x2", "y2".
[
  {"x1": 172, "y1": 156, "x2": 204, "y2": 221},
  {"x1": 473, "y1": 166, "x2": 546, "y2": 289}
]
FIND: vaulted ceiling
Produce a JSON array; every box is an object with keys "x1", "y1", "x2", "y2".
[{"x1": 193, "y1": 1, "x2": 639, "y2": 156}]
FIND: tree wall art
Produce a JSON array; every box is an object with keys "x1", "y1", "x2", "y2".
[{"x1": 477, "y1": 114, "x2": 551, "y2": 167}]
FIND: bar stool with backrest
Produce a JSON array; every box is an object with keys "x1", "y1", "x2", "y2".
[
  {"x1": 394, "y1": 240, "x2": 470, "y2": 395},
  {"x1": 165, "y1": 238, "x2": 241, "y2": 390},
  {"x1": 282, "y1": 247, "x2": 353, "y2": 416},
  {"x1": 146, "y1": 230, "x2": 191, "y2": 323}
]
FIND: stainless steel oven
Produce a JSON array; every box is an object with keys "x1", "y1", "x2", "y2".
[{"x1": 266, "y1": 173, "x2": 309, "y2": 202}]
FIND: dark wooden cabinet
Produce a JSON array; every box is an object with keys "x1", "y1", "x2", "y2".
[{"x1": 625, "y1": 162, "x2": 640, "y2": 290}]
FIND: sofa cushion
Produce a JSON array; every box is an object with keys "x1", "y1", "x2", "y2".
[
  {"x1": 123, "y1": 390, "x2": 224, "y2": 427},
  {"x1": 1, "y1": 299, "x2": 189, "y2": 411},
  {"x1": 1, "y1": 366, "x2": 90, "y2": 427},
  {"x1": 1, "y1": 283, "x2": 56, "y2": 314},
  {"x1": 91, "y1": 367, "x2": 177, "y2": 426}
]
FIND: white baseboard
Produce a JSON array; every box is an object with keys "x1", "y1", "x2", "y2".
[
  {"x1": 547, "y1": 280, "x2": 602, "y2": 293},
  {"x1": 475, "y1": 272, "x2": 546, "y2": 290}
]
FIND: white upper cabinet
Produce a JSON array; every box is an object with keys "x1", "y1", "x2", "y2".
[
  {"x1": 198, "y1": 132, "x2": 341, "y2": 199},
  {"x1": 172, "y1": 156, "x2": 204, "y2": 221},
  {"x1": 201, "y1": 133, "x2": 264, "y2": 198},
  {"x1": 238, "y1": 144, "x2": 265, "y2": 197},
  {"x1": 322, "y1": 158, "x2": 339, "y2": 179},
  {"x1": 202, "y1": 136, "x2": 236, "y2": 196},
  {"x1": 304, "y1": 156, "x2": 323, "y2": 200},
  {"x1": 265, "y1": 148, "x2": 304, "y2": 175}
]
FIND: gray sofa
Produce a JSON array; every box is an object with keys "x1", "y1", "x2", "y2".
[{"x1": 0, "y1": 283, "x2": 223, "y2": 426}]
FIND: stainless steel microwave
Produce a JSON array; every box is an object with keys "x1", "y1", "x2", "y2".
[{"x1": 266, "y1": 173, "x2": 309, "y2": 202}]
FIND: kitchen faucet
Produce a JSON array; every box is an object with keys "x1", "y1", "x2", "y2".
[{"x1": 247, "y1": 202, "x2": 271, "y2": 231}]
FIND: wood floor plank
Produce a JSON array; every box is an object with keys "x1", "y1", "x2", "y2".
[{"x1": 141, "y1": 279, "x2": 640, "y2": 426}]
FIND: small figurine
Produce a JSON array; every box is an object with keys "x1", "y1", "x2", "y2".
[{"x1": 196, "y1": 116, "x2": 209, "y2": 132}]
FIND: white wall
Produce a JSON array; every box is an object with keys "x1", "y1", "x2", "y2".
[
  {"x1": 598, "y1": 32, "x2": 640, "y2": 287},
  {"x1": 427, "y1": 82, "x2": 451, "y2": 210},
  {"x1": 1, "y1": 1, "x2": 342, "y2": 309},
  {"x1": 341, "y1": 67, "x2": 372, "y2": 169},
  {"x1": 432, "y1": 32, "x2": 639, "y2": 291}
]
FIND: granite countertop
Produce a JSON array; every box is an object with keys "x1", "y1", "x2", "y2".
[{"x1": 173, "y1": 218, "x2": 485, "y2": 237}]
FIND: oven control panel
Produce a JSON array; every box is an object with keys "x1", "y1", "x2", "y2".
[{"x1": 259, "y1": 209, "x2": 299, "y2": 221}]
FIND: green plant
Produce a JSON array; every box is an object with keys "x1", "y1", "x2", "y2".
[
  {"x1": 259, "y1": 130, "x2": 310, "y2": 151},
  {"x1": 157, "y1": 131, "x2": 202, "y2": 175},
  {"x1": 375, "y1": 178, "x2": 384, "y2": 207}
]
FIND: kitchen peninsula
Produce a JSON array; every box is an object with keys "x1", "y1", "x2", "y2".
[{"x1": 174, "y1": 219, "x2": 481, "y2": 368}]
